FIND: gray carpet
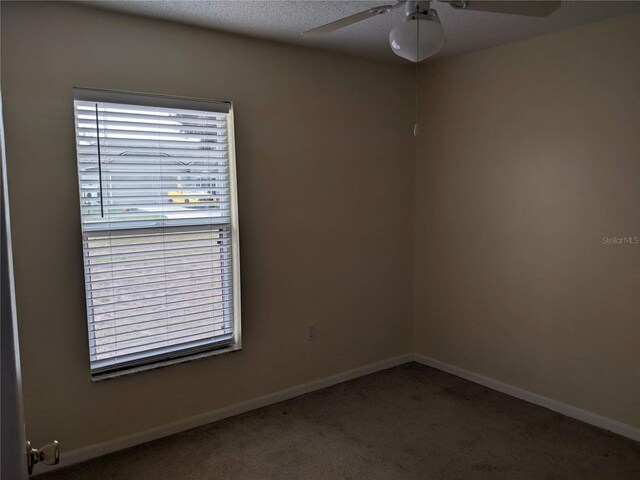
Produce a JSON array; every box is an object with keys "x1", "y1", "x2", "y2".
[{"x1": 37, "y1": 363, "x2": 640, "y2": 479}]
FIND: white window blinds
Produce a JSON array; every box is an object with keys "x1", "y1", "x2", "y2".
[{"x1": 73, "y1": 89, "x2": 241, "y2": 376}]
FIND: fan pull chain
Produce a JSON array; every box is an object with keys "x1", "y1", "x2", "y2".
[{"x1": 414, "y1": 4, "x2": 420, "y2": 137}]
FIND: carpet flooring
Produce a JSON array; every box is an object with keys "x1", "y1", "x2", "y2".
[{"x1": 37, "y1": 363, "x2": 640, "y2": 479}]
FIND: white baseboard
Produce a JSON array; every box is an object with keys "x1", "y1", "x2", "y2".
[
  {"x1": 414, "y1": 353, "x2": 640, "y2": 443},
  {"x1": 35, "y1": 351, "x2": 639, "y2": 476},
  {"x1": 36, "y1": 353, "x2": 414, "y2": 476}
]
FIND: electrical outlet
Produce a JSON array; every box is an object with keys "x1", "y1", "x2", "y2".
[{"x1": 307, "y1": 324, "x2": 316, "y2": 340}]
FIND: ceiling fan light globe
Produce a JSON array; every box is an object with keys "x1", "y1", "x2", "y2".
[{"x1": 389, "y1": 14, "x2": 445, "y2": 62}]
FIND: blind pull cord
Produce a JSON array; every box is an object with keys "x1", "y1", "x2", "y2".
[
  {"x1": 94, "y1": 103, "x2": 105, "y2": 217},
  {"x1": 414, "y1": 4, "x2": 420, "y2": 137}
]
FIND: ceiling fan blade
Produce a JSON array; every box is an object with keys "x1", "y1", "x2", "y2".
[
  {"x1": 302, "y1": 4, "x2": 399, "y2": 36},
  {"x1": 449, "y1": 1, "x2": 560, "y2": 17}
]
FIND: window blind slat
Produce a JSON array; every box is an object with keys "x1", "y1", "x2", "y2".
[
  {"x1": 75, "y1": 106, "x2": 228, "y2": 121},
  {"x1": 89, "y1": 302, "x2": 228, "y2": 324},
  {"x1": 86, "y1": 244, "x2": 231, "y2": 261},
  {"x1": 94, "y1": 312, "x2": 232, "y2": 339},
  {"x1": 78, "y1": 153, "x2": 228, "y2": 162},
  {"x1": 75, "y1": 93, "x2": 238, "y2": 374},
  {"x1": 94, "y1": 329, "x2": 234, "y2": 359},
  {"x1": 93, "y1": 318, "x2": 233, "y2": 349},
  {"x1": 82, "y1": 218, "x2": 231, "y2": 232},
  {"x1": 90, "y1": 278, "x2": 232, "y2": 304},
  {"x1": 94, "y1": 314, "x2": 232, "y2": 335},
  {"x1": 92, "y1": 304, "x2": 232, "y2": 330},
  {"x1": 79, "y1": 171, "x2": 230, "y2": 179},
  {"x1": 88, "y1": 267, "x2": 232, "y2": 288},
  {"x1": 80, "y1": 201, "x2": 230, "y2": 211},
  {"x1": 80, "y1": 167, "x2": 229, "y2": 175},
  {"x1": 92, "y1": 320, "x2": 232, "y2": 346},
  {"x1": 85, "y1": 251, "x2": 232, "y2": 271},
  {"x1": 85, "y1": 256, "x2": 232, "y2": 276},
  {"x1": 93, "y1": 317, "x2": 233, "y2": 347},
  {"x1": 76, "y1": 114, "x2": 227, "y2": 128},
  {"x1": 86, "y1": 237, "x2": 230, "y2": 256},
  {"x1": 94, "y1": 332, "x2": 234, "y2": 362},
  {"x1": 76, "y1": 119, "x2": 227, "y2": 131},
  {"x1": 91, "y1": 283, "x2": 233, "y2": 308},
  {"x1": 88, "y1": 268, "x2": 230, "y2": 288},
  {"x1": 77, "y1": 145, "x2": 228, "y2": 156},
  {"x1": 90, "y1": 334, "x2": 235, "y2": 373}
]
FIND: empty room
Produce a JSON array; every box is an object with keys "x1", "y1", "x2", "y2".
[{"x1": 0, "y1": 0, "x2": 638, "y2": 478}]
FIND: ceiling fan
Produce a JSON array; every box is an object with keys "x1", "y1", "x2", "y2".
[{"x1": 302, "y1": 1, "x2": 561, "y2": 62}]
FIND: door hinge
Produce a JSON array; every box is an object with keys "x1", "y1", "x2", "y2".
[{"x1": 26, "y1": 440, "x2": 60, "y2": 475}]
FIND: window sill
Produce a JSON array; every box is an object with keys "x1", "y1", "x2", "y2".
[{"x1": 90, "y1": 343, "x2": 242, "y2": 382}]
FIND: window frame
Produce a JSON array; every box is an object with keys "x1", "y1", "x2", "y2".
[{"x1": 72, "y1": 88, "x2": 242, "y2": 380}]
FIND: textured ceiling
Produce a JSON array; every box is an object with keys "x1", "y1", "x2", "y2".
[{"x1": 82, "y1": 1, "x2": 639, "y2": 63}]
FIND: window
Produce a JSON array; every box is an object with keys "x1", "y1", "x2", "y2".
[{"x1": 73, "y1": 89, "x2": 241, "y2": 377}]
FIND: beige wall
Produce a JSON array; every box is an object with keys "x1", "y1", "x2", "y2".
[
  {"x1": 414, "y1": 15, "x2": 640, "y2": 428},
  {"x1": 1, "y1": 2, "x2": 414, "y2": 450},
  {"x1": 3, "y1": 0, "x2": 638, "y2": 456}
]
